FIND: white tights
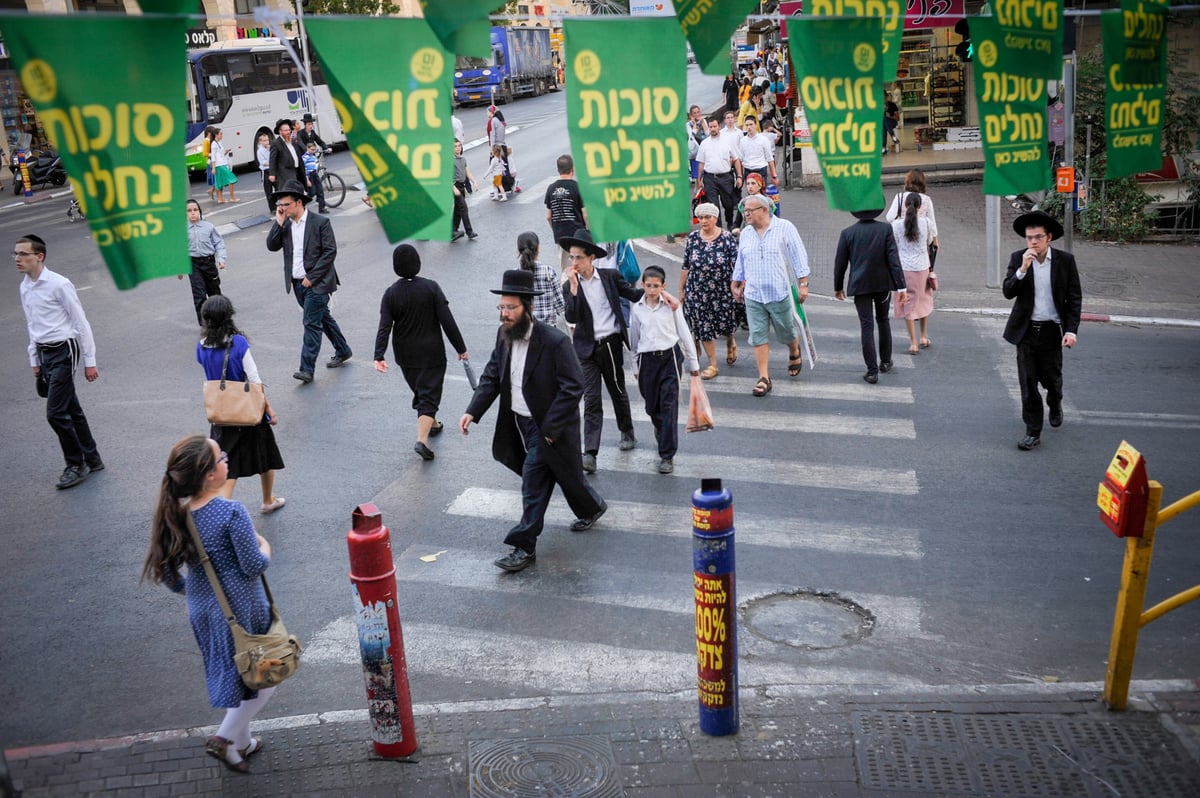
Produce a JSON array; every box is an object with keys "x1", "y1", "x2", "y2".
[{"x1": 215, "y1": 686, "x2": 276, "y2": 757}]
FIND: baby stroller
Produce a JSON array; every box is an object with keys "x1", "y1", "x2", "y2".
[{"x1": 67, "y1": 197, "x2": 85, "y2": 222}]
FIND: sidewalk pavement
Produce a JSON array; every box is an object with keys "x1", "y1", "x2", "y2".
[{"x1": 5, "y1": 681, "x2": 1200, "y2": 797}]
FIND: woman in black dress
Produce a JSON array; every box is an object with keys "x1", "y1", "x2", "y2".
[{"x1": 373, "y1": 244, "x2": 470, "y2": 461}]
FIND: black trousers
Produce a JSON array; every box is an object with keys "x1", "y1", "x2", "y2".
[
  {"x1": 261, "y1": 170, "x2": 274, "y2": 211},
  {"x1": 189, "y1": 255, "x2": 221, "y2": 325},
  {"x1": 581, "y1": 334, "x2": 634, "y2": 455},
  {"x1": 637, "y1": 348, "x2": 682, "y2": 459},
  {"x1": 307, "y1": 170, "x2": 326, "y2": 210},
  {"x1": 38, "y1": 340, "x2": 99, "y2": 469},
  {"x1": 452, "y1": 183, "x2": 474, "y2": 235},
  {"x1": 853, "y1": 292, "x2": 893, "y2": 375},
  {"x1": 1016, "y1": 321, "x2": 1063, "y2": 436},
  {"x1": 704, "y1": 171, "x2": 738, "y2": 229},
  {"x1": 505, "y1": 414, "x2": 604, "y2": 554}
]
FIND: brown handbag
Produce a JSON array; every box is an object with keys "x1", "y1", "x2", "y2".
[
  {"x1": 185, "y1": 511, "x2": 301, "y2": 690},
  {"x1": 203, "y1": 344, "x2": 266, "y2": 426}
]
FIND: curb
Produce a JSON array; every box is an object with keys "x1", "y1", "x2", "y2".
[{"x1": 937, "y1": 306, "x2": 1200, "y2": 329}]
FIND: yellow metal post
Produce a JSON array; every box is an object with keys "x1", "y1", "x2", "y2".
[{"x1": 1103, "y1": 481, "x2": 1162, "y2": 710}]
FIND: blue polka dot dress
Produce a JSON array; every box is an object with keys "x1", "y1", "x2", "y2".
[{"x1": 182, "y1": 498, "x2": 271, "y2": 708}]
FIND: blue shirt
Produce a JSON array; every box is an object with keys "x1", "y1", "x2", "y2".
[
  {"x1": 302, "y1": 151, "x2": 318, "y2": 175},
  {"x1": 732, "y1": 216, "x2": 810, "y2": 304}
]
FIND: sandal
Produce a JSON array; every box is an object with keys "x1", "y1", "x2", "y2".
[
  {"x1": 920, "y1": 338, "x2": 932, "y2": 348},
  {"x1": 700, "y1": 365, "x2": 719, "y2": 380},
  {"x1": 239, "y1": 738, "x2": 264, "y2": 759},
  {"x1": 205, "y1": 735, "x2": 249, "y2": 774},
  {"x1": 261, "y1": 496, "x2": 286, "y2": 514},
  {"x1": 907, "y1": 346, "x2": 920, "y2": 355},
  {"x1": 752, "y1": 376, "x2": 772, "y2": 397},
  {"x1": 787, "y1": 355, "x2": 803, "y2": 377},
  {"x1": 726, "y1": 339, "x2": 738, "y2": 365}
]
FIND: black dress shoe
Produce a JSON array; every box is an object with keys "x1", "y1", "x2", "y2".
[
  {"x1": 582, "y1": 453, "x2": 597, "y2": 474},
  {"x1": 56, "y1": 464, "x2": 90, "y2": 490},
  {"x1": 570, "y1": 500, "x2": 608, "y2": 532},
  {"x1": 494, "y1": 548, "x2": 535, "y2": 572},
  {"x1": 450, "y1": 230, "x2": 465, "y2": 242},
  {"x1": 86, "y1": 459, "x2": 105, "y2": 472},
  {"x1": 293, "y1": 371, "x2": 314, "y2": 383},
  {"x1": 1049, "y1": 407, "x2": 1063, "y2": 428},
  {"x1": 414, "y1": 442, "x2": 435, "y2": 461},
  {"x1": 326, "y1": 352, "x2": 353, "y2": 368},
  {"x1": 863, "y1": 372, "x2": 878, "y2": 384},
  {"x1": 879, "y1": 361, "x2": 893, "y2": 373},
  {"x1": 1018, "y1": 434, "x2": 1041, "y2": 450},
  {"x1": 467, "y1": 232, "x2": 479, "y2": 240}
]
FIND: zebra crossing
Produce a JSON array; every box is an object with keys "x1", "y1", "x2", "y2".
[{"x1": 303, "y1": 297, "x2": 957, "y2": 694}]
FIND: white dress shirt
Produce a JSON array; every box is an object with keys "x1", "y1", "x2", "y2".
[
  {"x1": 629, "y1": 297, "x2": 700, "y2": 373},
  {"x1": 739, "y1": 131, "x2": 775, "y2": 171},
  {"x1": 509, "y1": 325, "x2": 533, "y2": 418},
  {"x1": 21, "y1": 267, "x2": 97, "y2": 367},
  {"x1": 290, "y1": 210, "x2": 308, "y2": 280},
  {"x1": 578, "y1": 270, "x2": 620, "y2": 340},
  {"x1": 696, "y1": 136, "x2": 740, "y2": 175},
  {"x1": 1028, "y1": 249, "x2": 1060, "y2": 323}
]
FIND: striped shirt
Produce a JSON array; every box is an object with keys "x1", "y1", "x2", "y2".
[{"x1": 732, "y1": 216, "x2": 810, "y2": 304}]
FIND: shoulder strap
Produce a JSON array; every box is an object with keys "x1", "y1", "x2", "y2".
[
  {"x1": 219, "y1": 344, "x2": 232, "y2": 386},
  {"x1": 184, "y1": 508, "x2": 273, "y2": 629}
]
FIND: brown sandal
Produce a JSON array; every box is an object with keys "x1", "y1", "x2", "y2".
[
  {"x1": 205, "y1": 735, "x2": 249, "y2": 774},
  {"x1": 700, "y1": 365, "x2": 719, "y2": 380},
  {"x1": 788, "y1": 355, "x2": 803, "y2": 377},
  {"x1": 752, "y1": 376, "x2": 772, "y2": 397},
  {"x1": 726, "y1": 339, "x2": 738, "y2": 365}
]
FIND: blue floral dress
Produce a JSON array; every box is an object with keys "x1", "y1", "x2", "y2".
[
  {"x1": 167, "y1": 498, "x2": 270, "y2": 707},
  {"x1": 682, "y1": 230, "x2": 739, "y2": 342}
]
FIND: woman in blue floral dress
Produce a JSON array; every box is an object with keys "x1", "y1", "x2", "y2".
[
  {"x1": 680, "y1": 202, "x2": 740, "y2": 379},
  {"x1": 142, "y1": 435, "x2": 275, "y2": 774}
]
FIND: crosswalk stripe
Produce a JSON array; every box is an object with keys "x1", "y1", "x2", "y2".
[
  {"x1": 1077, "y1": 410, "x2": 1200, "y2": 429},
  {"x1": 389, "y1": 544, "x2": 925, "y2": 639},
  {"x1": 971, "y1": 317, "x2": 1080, "y2": 420},
  {"x1": 447, "y1": 488, "x2": 923, "y2": 558},
  {"x1": 680, "y1": 373, "x2": 915, "y2": 403},
  {"x1": 609, "y1": 404, "x2": 916, "y2": 438}
]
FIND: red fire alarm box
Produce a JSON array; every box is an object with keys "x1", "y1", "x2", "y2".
[{"x1": 1097, "y1": 441, "x2": 1149, "y2": 537}]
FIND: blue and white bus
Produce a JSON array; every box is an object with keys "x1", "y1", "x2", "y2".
[{"x1": 185, "y1": 38, "x2": 344, "y2": 172}]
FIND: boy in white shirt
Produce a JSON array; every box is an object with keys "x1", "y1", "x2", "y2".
[{"x1": 629, "y1": 265, "x2": 700, "y2": 474}]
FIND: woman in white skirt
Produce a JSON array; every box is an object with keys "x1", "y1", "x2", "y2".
[{"x1": 891, "y1": 192, "x2": 936, "y2": 355}]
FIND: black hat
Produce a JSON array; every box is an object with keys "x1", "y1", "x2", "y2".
[
  {"x1": 558, "y1": 228, "x2": 607, "y2": 259},
  {"x1": 273, "y1": 118, "x2": 293, "y2": 134},
  {"x1": 490, "y1": 269, "x2": 544, "y2": 297},
  {"x1": 393, "y1": 244, "x2": 420, "y2": 278},
  {"x1": 1012, "y1": 210, "x2": 1063, "y2": 240},
  {"x1": 271, "y1": 179, "x2": 310, "y2": 203},
  {"x1": 852, "y1": 209, "x2": 884, "y2": 220},
  {"x1": 301, "y1": 113, "x2": 316, "y2": 123}
]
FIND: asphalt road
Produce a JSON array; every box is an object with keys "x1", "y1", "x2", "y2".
[{"x1": 2, "y1": 68, "x2": 1199, "y2": 750}]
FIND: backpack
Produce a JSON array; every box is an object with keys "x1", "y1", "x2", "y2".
[{"x1": 617, "y1": 240, "x2": 640, "y2": 285}]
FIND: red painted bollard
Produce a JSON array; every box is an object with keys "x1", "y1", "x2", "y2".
[{"x1": 348, "y1": 503, "x2": 417, "y2": 756}]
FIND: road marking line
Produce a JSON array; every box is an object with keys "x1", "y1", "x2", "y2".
[
  {"x1": 607, "y1": 405, "x2": 915, "y2": 438},
  {"x1": 684, "y1": 374, "x2": 915, "y2": 403},
  {"x1": 972, "y1": 316, "x2": 1080, "y2": 420},
  {"x1": 448, "y1": 487, "x2": 923, "y2": 557}
]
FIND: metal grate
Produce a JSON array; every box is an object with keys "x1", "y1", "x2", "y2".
[
  {"x1": 854, "y1": 710, "x2": 1200, "y2": 797},
  {"x1": 469, "y1": 735, "x2": 624, "y2": 798}
]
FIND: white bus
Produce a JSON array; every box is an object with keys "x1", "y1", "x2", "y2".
[{"x1": 185, "y1": 38, "x2": 345, "y2": 172}]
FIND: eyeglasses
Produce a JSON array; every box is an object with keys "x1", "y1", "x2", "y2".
[
  {"x1": 567, "y1": 254, "x2": 589, "y2": 261},
  {"x1": 216, "y1": 451, "x2": 229, "y2": 465},
  {"x1": 12, "y1": 251, "x2": 35, "y2": 258},
  {"x1": 1025, "y1": 234, "x2": 1047, "y2": 241},
  {"x1": 276, "y1": 200, "x2": 295, "y2": 209},
  {"x1": 496, "y1": 304, "x2": 522, "y2": 312}
]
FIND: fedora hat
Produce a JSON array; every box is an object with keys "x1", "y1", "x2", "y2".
[
  {"x1": 558, "y1": 228, "x2": 607, "y2": 258},
  {"x1": 301, "y1": 113, "x2": 316, "y2": 123},
  {"x1": 1012, "y1": 210, "x2": 1063, "y2": 240},
  {"x1": 490, "y1": 269, "x2": 544, "y2": 297},
  {"x1": 273, "y1": 118, "x2": 293, "y2": 134},
  {"x1": 271, "y1": 179, "x2": 310, "y2": 203},
  {"x1": 851, "y1": 208, "x2": 884, "y2": 220}
]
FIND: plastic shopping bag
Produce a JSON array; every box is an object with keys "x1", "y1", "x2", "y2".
[{"x1": 686, "y1": 374, "x2": 715, "y2": 433}]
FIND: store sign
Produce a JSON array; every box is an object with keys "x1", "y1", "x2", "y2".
[
  {"x1": 186, "y1": 28, "x2": 217, "y2": 48},
  {"x1": 780, "y1": 1, "x2": 803, "y2": 40},
  {"x1": 904, "y1": 0, "x2": 965, "y2": 29}
]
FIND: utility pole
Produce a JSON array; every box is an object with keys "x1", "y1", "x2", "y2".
[{"x1": 1062, "y1": 52, "x2": 1075, "y2": 252}]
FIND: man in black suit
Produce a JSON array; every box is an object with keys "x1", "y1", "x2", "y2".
[
  {"x1": 1002, "y1": 211, "x2": 1082, "y2": 451},
  {"x1": 833, "y1": 209, "x2": 907, "y2": 384},
  {"x1": 561, "y1": 229, "x2": 643, "y2": 474},
  {"x1": 461, "y1": 270, "x2": 607, "y2": 573},
  {"x1": 266, "y1": 179, "x2": 353, "y2": 383},
  {"x1": 267, "y1": 118, "x2": 306, "y2": 212}
]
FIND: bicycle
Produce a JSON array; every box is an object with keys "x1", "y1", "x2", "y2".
[{"x1": 316, "y1": 151, "x2": 345, "y2": 209}]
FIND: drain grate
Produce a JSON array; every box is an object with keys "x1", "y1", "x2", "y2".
[
  {"x1": 469, "y1": 735, "x2": 624, "y2": 798},
  {"x1": 854, "y1": 710, "x2": 1200, "y2": 797}
]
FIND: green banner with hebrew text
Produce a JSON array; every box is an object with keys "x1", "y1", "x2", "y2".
[
  {"x1": 419, "y1": 0, "x2": 501, "y2": 58},
  {"x1": 989, "y1": 0, "x2": 1063, "y2": 78},
  {"x1": 306, "y1": 18, "x2": 449, "y2": 241},
  {"x1": 809, "y1": 0, "x2": 904, "y2": 83},
  {"x1": 1118, "y1": 0, "x2": 1167, "y2": 89},
  {"x1": 565, "y1": 17, "x2": 690, "y2": 241},
  {"x1": 1, "y1": 16, "x2": 189, "y2": 290},
  {"x1": 676, "y1": 0, "x2": 760, "y2": 75},
  {"x1": 1103, "y1": 10, "x2": 1165, "y2": 179},
  {"x1": 787, "y1": 17, "x2": 885, "y2": 212}
]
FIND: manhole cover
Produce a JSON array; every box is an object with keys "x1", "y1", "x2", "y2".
[
  {"x1": 742, "y1": 590, "x2": 874, "y2": 650},
  {"x1": 469, "y1": 735, "x2": 624, "y2": 798}
]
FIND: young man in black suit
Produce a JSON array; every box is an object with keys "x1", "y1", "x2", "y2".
[
  {"x1": 265, "y1": 179, "x2": 352, "y2": 383},
  {"x1": 461, "y1": 270, "x2": 607, "y2": 573},
  {"x1": 1002, "y1": 210, "x2": 1082, "y2": 451},
  {"x1": 267, "y1": 119, "x2": 306, "y2": 212},
  {"x1": 833, "y1": 209, "x2": 907, "y2": 384}
]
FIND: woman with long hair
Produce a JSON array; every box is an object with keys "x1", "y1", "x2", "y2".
[
  {"x1": 886, "y1": 169, "x2": 939, "y2": 348},
  {"x1": 209, "y1": 128, "x2": 238, "y2": 204},
  {"x1": 517, "y1": 231, "x2": 566, "y2": 329},
  {"x1": 891, "y1": 192, "x2": 936, "y2": 354},
  {"x1": 142, "y1": 435, "x2": 275, "y2": 773},
  {"x1": 198, "y1": 296, "x2": 285, "y2": 513}
]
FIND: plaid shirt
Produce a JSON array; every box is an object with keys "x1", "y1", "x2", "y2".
[
  {"x1": 732, "y1": 216, "x2": 810, "y2": 304},
  {"x1": 530, "y1": 263, "x2": 566, "y2": 324}
]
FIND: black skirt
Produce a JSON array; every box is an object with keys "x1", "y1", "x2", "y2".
[{"x1": 212, "y1": 419, "x2": 285, "y2": 478}]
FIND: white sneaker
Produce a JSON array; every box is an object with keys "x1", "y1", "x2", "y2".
[{"x1": 498, "y1": 194, "x2": 508, "y2": 202}]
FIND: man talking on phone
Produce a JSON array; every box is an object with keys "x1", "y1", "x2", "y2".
[{"x1": 1002, "y1": 210, "x2": 1082, "y2": 451}]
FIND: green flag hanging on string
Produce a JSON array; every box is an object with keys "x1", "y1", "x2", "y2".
[
  {"x1": 808, "y1": 0, "x2": 904, "y2": 83},
  {"x1": 564, "y1": 17, "x2": 690, "y2": 241},
  {"x1": 676, "y1": 0, "x2": 760, "y2": 76},
  {"x1": 419, "y1": 0, "x2": 500, "y2": 58},
  {"x1": 306, "y1": 18, "x2": 450, "y2": 241},
  {"x1": 1103, "y1": 9, "x2": 1166, "y2": 179},
  {"x1": 1118, "y1": 0, "x2": 1168, "y2": 87},
  {"x1": 972, "y1": 14, "x2": 1050, "y2": 196},
  {"x1": 988, "y1": 0, "x2": 1063, "y2": 78},
  {"x1": 0, "y1": 16, "x2": 189, "y2": 290},
  {"x1": 786, "y1": 17, "x2": 885, "y2": 212}
]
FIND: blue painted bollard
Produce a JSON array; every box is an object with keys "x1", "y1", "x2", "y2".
[{"x1": 692, "y1": 478, "x2": 738, "y2": 736}]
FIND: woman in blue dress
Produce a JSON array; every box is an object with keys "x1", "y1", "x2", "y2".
[{"x1": 142, "y1": 435, "x2": 275, "y2": 773}]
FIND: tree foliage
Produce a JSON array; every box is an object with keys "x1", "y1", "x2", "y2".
[{"x1": 306, "y1": 0, "x2": 399, "y2": 15}]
